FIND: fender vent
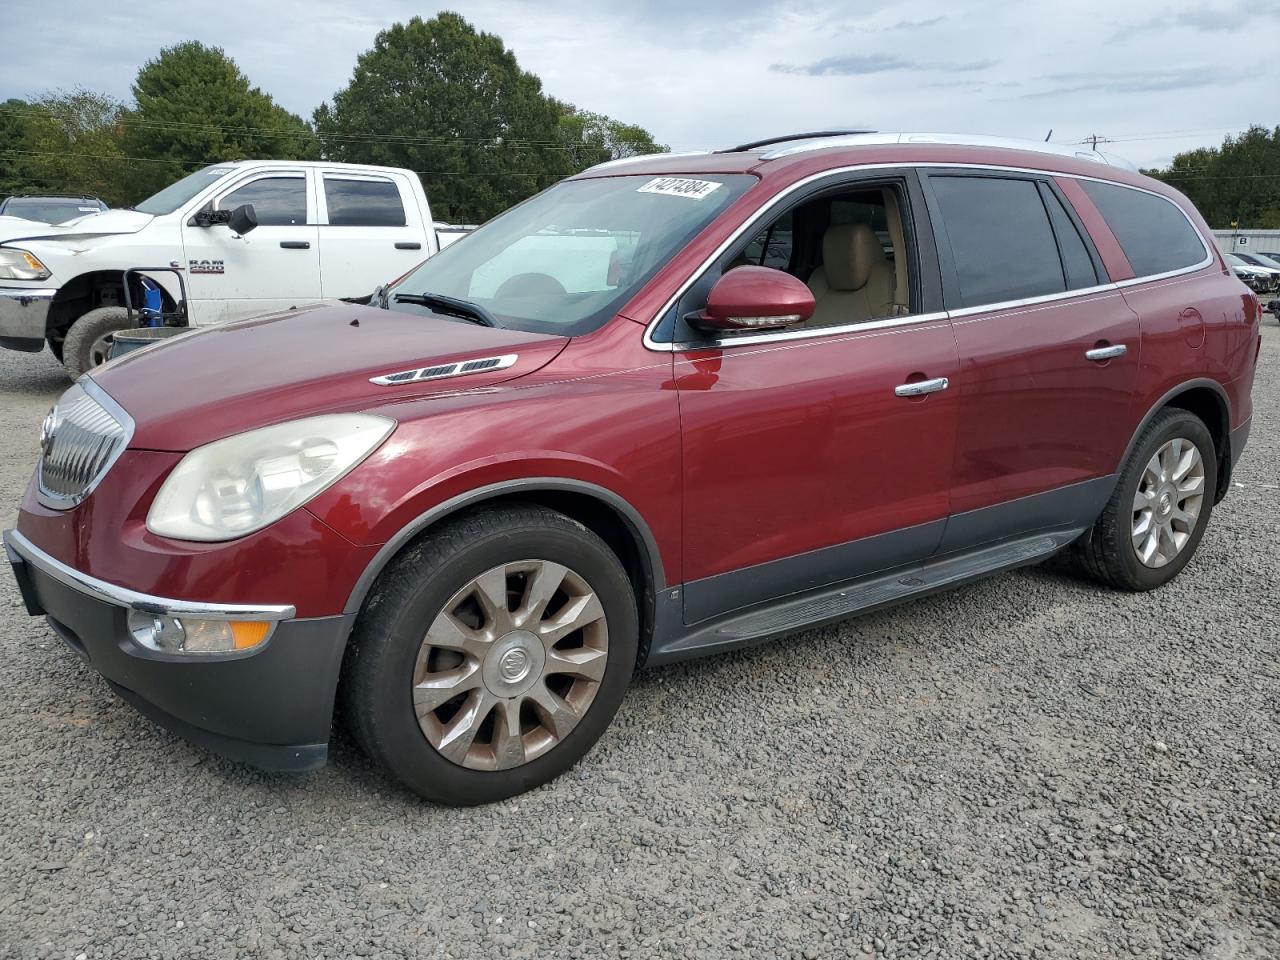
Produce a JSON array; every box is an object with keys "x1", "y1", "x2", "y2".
[{"x1": 370, "y1": 354, "x2": 518, "y2": 386}]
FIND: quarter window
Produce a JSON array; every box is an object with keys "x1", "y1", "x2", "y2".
[
  {"x1": 324, "y1": 178, "x2": 407, "y2": 227},
  {"x1": 930, "y1": 176, "x2": 1065, "y2": 308},
  {"x1": 220, "y1": 176, "x2": 307, "y2": 226},
  {"x1": 1079, "y1": 180, "x2": 1207, "y2": 278}
]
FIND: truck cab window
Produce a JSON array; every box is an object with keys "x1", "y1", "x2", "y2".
[{"x1": 221, "y1": 177, "x2": 307, "y2": 226}]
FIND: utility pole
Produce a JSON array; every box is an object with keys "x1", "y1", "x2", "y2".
[{"x1": 1080, "y1": 134, "x2": 1112, "y2": 151}]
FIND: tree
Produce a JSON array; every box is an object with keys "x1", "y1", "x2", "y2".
[
  {"x1": 0, "y1": 91, "x2": 129, "y2": 205},
  {"x1": 315, "y1": 13, "x2": 666, "y2": 223},
  {"x1": 121, "y1": 41, "x2": 317, "y2": 200},
  {"x1": 556, "y1": 106, "x2": 667, "y2": 169},
  {"x1": 1146, "y1": 125, "x2": 1280, "y2": 229}
]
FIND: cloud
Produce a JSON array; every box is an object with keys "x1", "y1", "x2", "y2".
[
  {"x1": 771, "y1": 55, "x2": 995, "y2": 77},
  {"x1": 1023, "y1": 69, "x2": 1221, "y2": 98}
]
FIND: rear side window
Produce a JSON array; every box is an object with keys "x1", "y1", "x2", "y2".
[
  {"x1": 1079, "y1": 181, "x2": 1207, "y2": 278},
  {"x1": 324, "y1": 178, "x2": 407, "y2": 227},
  {"x1": 930, "y1": 176, "x2": 1065, "y2": 308},
  {"x1": 1041, "y1": 186, "x2": 1099, "y2": 290},
  {"x1": 221, "y1": 176, "x2": 307, "y2": 225}
]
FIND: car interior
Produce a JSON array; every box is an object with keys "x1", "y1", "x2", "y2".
[{"x1": 727, "y1": 185, "x2": 913, "y2": 328}]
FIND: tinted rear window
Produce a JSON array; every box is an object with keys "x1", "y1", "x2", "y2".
[
  {"x1": 324, "y1": 178, "x2": 407, "y2": 226},
  {"x1": 930, "y1": 175, "x2": 1066, "y2": 308},
  {"x1": 1041, "y1": 186, "x2": 1098, "y2": 290},
  {"x1": 1079, "y1": 181, "x2": 1206, "y2": 278}
]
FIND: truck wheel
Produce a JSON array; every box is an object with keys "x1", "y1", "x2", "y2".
[
  {"x1": 342, "y1": 505, "x2": 638, "y2": 805},
  {"x1": 46, "y1": 331, "x2": 65, "y2": 364},
  {"x1": 1076, "y1": 408, "x2": 1216, "y2": 591},
  {"x1": 62, "y1": 307, "x2": 132, "y2": 379}
]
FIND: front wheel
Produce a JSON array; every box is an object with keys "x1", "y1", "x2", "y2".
[
  {"x1": 1076, "y1": 408, "x2": 1217, "y2": 591},
  {"x1": 61, "y1": 306, "x2": 133, "y2": 379},
  {"x1": 342, "y1": 505, "x2": 638, "y2": 805}
]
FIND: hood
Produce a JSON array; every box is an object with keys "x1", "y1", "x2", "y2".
[
  {"x1": 0, "y1": 209, "x2": 154, "y2": 245},
  {"x1": 91, "y1": 303, "x2": 569, "y2": 451}
]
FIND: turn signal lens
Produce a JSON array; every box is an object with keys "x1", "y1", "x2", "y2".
[{"x1": 127, "y1": 612, "x2": 272, "y2": 654}]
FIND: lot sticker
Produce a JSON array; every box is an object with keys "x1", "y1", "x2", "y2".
[{"x1": 637, "y1": 177, "x2": 723, "y2": 201}]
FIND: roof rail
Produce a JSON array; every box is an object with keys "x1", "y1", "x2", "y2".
[
  {"x1": 754, "y1": 132, "x2": 1136, "y2": 169},
  {"x1": 719, "y1": 131, "x2": 878, "y2": 153}
]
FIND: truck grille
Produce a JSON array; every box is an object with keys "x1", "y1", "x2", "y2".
[{"x1": 36, "y1": 383, "x2": 132, "y2": 509}]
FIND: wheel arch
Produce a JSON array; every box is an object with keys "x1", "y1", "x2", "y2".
[
  {"x1": 47, "y1": 270, "x2": 181, "y2": 339},
  {"x1": 340, "y1": 478, "x2": 666, "y2": 658},
  {"x1": 1122, "y1": 379, "x2": 1232, "y2": 502}
]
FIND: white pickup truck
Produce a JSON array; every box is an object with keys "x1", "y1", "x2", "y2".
[{"x1": 0, "y1": 161, "x2": 461, "y2": 377}]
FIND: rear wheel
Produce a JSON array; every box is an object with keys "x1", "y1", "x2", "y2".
[
  {"x1": 61, "y1": 306, "x2": 132, "y2": 379},
  {"x1": 1077, "y1": 408, "x2": 1216, "y2": 591},
  {"x1": 342, "y1": 505, "x2": 638, "y2": 805}
]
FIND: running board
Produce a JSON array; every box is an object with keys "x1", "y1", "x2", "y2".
[{"x1": 649, "y1": 528, "x2": 1083, "y2": 664}]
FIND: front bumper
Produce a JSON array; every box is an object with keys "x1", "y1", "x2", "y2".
[
  {"x1": 5, "y1": 528, "x2": 353, "y2": 772},
  {"x1": 0, "y1": 285, "x2": 55, "y2": 352}
]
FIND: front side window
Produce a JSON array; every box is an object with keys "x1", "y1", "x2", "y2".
[
  {"x1": 388, "y1": 174, "x2": 754, "y2": 336},
  {"x1": 930, "y1": 175, "x2": 1066, "y2": 308},
  {"x1": 324, "y1": 177, "x2": 406, "y2": 226},
  {"x1": 1079, "y1": 180, "x2": 1207, "y2": 278},
  {"x1": 220, "y1": 176, "x2": 307, "y2": 226}
]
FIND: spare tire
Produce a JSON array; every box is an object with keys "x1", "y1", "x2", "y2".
[{"x1": 61, "y1": 306, "x2": 133, "y2": 379}]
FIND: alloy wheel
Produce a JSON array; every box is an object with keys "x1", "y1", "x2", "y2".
[
  {"x1": 1131, "y1": 437, "x2": 1205, "y2": 568},
  {"x1": 411, "y1": 559, "x2": 609, "y2": 771}
]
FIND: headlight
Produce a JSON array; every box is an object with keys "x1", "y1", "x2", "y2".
[
  {"x1": 147, "y1": 414, "x2": 395, "y2": 541},
  {"x1": 0, "y1": 248, "x2": 52, "y2": 281}
]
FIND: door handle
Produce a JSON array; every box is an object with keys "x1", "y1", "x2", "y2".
[
  {"x1": 894, "y1": 376, "x2": 949, "y2": 398},
  {"x1": 279, "y1": 241, "x2": 311, "y2": 250},
  {"x1": 1085, "y1": 344, "x2": 1126, "y2": 361},
  {"x1": 395, "y1": 241, "x2": 422, "y2": 250}
]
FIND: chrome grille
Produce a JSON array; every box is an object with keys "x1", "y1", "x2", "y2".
[{"x1": 36, "y1": 382, "x2": 132, "y2": 509}]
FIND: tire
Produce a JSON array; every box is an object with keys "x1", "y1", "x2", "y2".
[
  {"x1": 46, "y1": 331, "x2": 65, "y2": 364},
  {"x1": 61, "y1": 306, "x2": 132, "y2": 379},
  {"x1": 1076, "y1": 408, "x2": 1217, "y2": 591},
  {"x1": 342, "y1": 504, "x2": 638, "y2": 805}
]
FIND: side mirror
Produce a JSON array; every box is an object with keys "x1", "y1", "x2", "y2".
[
  {"x1": 227, "y1": 203, "x2": 258, "y2": 236},
  {"x1": 691, "y1": 265, "x2": 815, "y2": 332}
]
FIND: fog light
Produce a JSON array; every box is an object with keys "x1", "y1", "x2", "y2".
[{"x1": 127, "y1": 611, "x2": 271, "y2": 654}]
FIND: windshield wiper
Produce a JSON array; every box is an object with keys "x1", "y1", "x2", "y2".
[{"x1": 390, "y1": 291, "x2": 499, "y2": 327}]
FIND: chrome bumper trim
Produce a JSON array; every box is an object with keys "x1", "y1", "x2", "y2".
[
  {"x1": 4, "y1": 529, "x2": 296, "y2": 621},
  {"x1": 0, "y1": 286, "x2": 55, "y2": 342}
]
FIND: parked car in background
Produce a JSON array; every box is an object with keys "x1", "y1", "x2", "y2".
[
  {"x1": 1225, "y1": 253, "x2": 1277, "y2": 292},
  {"x1": 1234, "y1": 251, "x2": 1280, "y2": 274},
  {"x1": 0, "y1": 161, "x2": 450, "y2": 378},
  {"x1": 4, "y1": 132, "x2": 1259, "y2": 805},
  {"x1": 0, "y1": 194, "x2": 108, "y2": 224}
]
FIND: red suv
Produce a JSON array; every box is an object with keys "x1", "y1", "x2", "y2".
[{"x1": 5, "y1": 133, "x2": 1260, "y2": 805}]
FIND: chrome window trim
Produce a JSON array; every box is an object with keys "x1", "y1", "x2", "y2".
[
  {"x1": 4, "y1": 529, "x2": 296, "y2": 621},
  {"x1": 36, "y1": 377, "x2": 136, "y2": 510},
  {"x1": 641, "y1": 161, "x2": 1216, "y2": 353}
]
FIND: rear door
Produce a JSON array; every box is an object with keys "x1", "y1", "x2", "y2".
[
  {"x1": 180, "y1": 168, "x2": 321, "y2": 325},
  {"x1": 317, "y1": 172, "x2": 433, "y2": 299},
  {"x1": 920, "y1": 169, "x2": 1141, "y2": 552}
]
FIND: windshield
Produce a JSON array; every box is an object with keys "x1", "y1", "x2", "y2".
[
  {"x1": 135, "y1": 165, "x2": 236, "y2": 215},
  {"x1": 1226, "y1": 254, "x2": 1247, "y2": 266},
  {"x1": 388, "y1": 174, "x2": 755, "y2": 335},
  {"x1": 1249, "y1": 253, "x2": 1280, "y2": 269},
  {"x1": 3, "y1": 198, "x2": 101, "y2": 224}
]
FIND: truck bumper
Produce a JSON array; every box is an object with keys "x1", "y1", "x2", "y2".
[
  {"x1": 5, "y1": 528, "x2": 353, "y2": 772},
  {"x1": 0, "y1": 286, "x2": 55, "y2": 351}
]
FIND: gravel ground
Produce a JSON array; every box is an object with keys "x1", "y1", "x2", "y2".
[{"x1": 0, "y1": 326, "x2": 1277, "y2": 960}]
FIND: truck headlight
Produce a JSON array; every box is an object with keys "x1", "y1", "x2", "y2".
[
  {"x1": 0, "y1": 248, "x2": 52, "y2": 281},
  {"x1": 147, "y1": 414, "x2": 395, "y2": 541}
]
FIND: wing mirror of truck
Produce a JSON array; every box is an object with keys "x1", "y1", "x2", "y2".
[
  {"x1": 226, "y1": 203, "x2": 258, "y2": 236},
  {"x1": 689, "y1": 265, "x2": 815, "y2": 332}
]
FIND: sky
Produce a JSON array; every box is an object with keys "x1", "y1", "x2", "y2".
[{"x1": 2, "y1": 0, "x2": 1277, "y2": 170}]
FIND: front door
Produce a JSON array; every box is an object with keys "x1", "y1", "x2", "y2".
[
  {"x1": 920, "y1": 170, "x2": 1141, "y2": 552},
  {"x1": 673, "y1": 174, "x2": 958, "y2": 624},
  {"x1": 180, "y1": 168, "x2": 321, "y2": 326}
]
